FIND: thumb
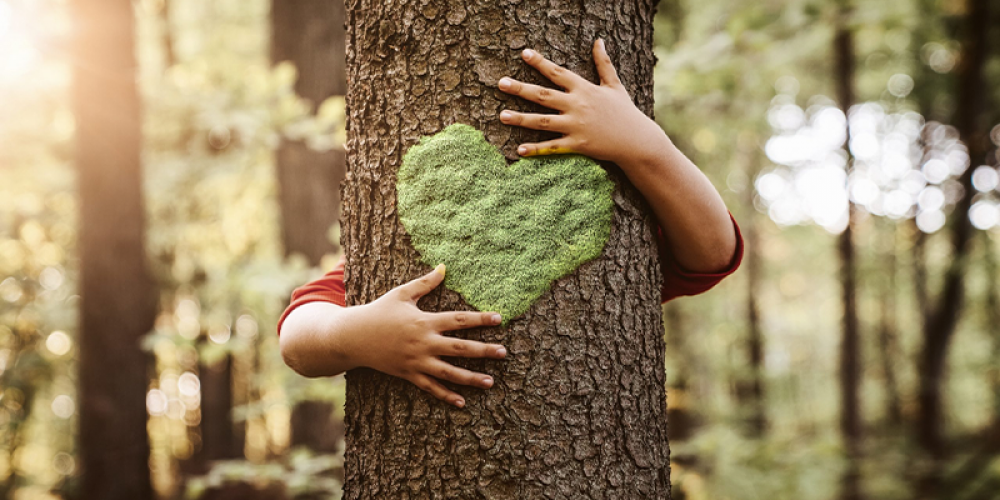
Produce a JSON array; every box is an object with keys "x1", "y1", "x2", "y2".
[{"x1": 398, "y1": 264, "x2": 446, "y2": 302}]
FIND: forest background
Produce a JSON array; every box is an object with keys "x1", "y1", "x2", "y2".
[{"x1": 1, "y1": 0, "x2": 999, "y2": 499}]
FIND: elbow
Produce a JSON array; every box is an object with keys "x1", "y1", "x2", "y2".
[{"x1": 279, "y1": 327, "x2": 321, "y2": 378}]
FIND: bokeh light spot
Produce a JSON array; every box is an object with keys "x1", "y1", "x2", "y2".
[{"x1": 46, "y1": 331, "x2": 71, "y2": 356}]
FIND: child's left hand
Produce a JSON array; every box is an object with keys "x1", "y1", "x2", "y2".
[
  {"x1": 498, "y1": 39, "x2": 740, "y2": 274},
  {"x1": 497, "y1": 39, "x2": 668, "y2": 168}
]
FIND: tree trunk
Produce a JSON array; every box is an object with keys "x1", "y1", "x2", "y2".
[
  {"x1": 198, "y1": 353, "x2": 242, "y2": 463},
  {"x1": 877, "y1": 222, "x2": 902, "y2": 427},
  {"x1": 272, "y1": 0, "x2": 347, "y2": 264},
  {"x1": 161, "y1": 0, "x2": 177, "y2": 67},
  {"x1": 835, "y1": 4, "x2": 862, "y2": 500},
  {"x1": 341, "y1": 1, "x2": 668, "y2": 498},
  {"x1": 739, "y1": 139, "x2": 766, "y2": 438},
  {"x1": 917, "y1": 0, "x2": 990, "y2": 461},
  {"x1": 70, "y1": 0, "x2": 157, "y2": 498},
  {"x1": 664, "y1": 302, "x2": 699, "y2": 445},
  {"x1": 271, "y1": 0, "x2": 348, "y2": 454},
  {"x1": 987, "y1": 232, "x2": 1000, "y2": 424}
]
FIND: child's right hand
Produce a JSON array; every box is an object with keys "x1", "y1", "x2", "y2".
[{"x1": 341, "y1": 264, "x2": 507, "y2": 408}]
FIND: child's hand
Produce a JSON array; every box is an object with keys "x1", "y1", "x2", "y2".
[
  {"x1": 345, "y1": 264, "x2": 507, "y2": 408},
  {"x1": 497, "y1": 39, "x2": 668, "y2": 168}
]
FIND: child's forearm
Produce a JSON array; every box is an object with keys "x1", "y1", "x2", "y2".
[
  {"x1": 617, "y1": 127, "x2": 738, "y2": 273},
  {"x1": 278, "y1": 267, "x2": 507, "y2": 407},
  {"x1": 279, "y1": 301, "x2": 365, "y2": 378}
]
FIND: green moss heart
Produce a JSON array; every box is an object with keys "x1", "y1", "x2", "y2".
[{"x1": 397, "y1": 123, "x2": 614, "y2": 324}]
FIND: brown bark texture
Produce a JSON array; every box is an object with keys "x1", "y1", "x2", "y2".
[
  {"x1": 272, "y1": 0, "x2": 348, "y2": 264},
  {"x1": 70, "y1": 0, "x2": 157, "y2": 498},
  {"x1": 271, "y1": 0, "x2": 348, "y2": 452},
  {"x1": 340, "y1": 1, "x2": 669, "y2": 498}
]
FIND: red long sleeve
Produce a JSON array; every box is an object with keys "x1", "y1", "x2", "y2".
[{"x1": 277, "y1": 216, "x2": 743, "y2": 334}]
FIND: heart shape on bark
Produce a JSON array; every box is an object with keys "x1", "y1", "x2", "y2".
[{"x1": 396, "y1": 123, "x2": 614, "y2": 324}]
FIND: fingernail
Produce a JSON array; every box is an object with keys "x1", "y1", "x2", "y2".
[
  {"x1": 482, "y1": 377, "x2": 493, "y2": 387},
  {"x1": 500, "y1": 110, "x2": 512, "y2": 121},
  {"x1": 496, "y1": 347, "x2": 507, "y2": 357},
  {"x1": 522, "y1": 49, "x2": 535, "y2": 58},
  {"x1": 498, "y1": 77, "x2": 511, "y2": 90},
  {"x1": 491, "y1": 313, "x2": 502, "y2": 324},
  {"x1": 599, "y1": 38, "x2": 606, "y2": 50},
  {"x1": 435, "y1": 263, "x2": 446, "y2": 276},
  {"x1": 454, "y1": 398, "x2": 465, "y2": 407},
  {"x1": 518, "y1": 145, "x2": 528, "y2": 155}
]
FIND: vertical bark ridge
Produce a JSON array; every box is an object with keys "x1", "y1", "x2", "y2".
[{"x1": 342, "y1": 0, "x2": 668, "y2": 498}]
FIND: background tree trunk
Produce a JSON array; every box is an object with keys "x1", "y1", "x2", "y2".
[
  {"x1": 917, "y1": 0, "x2": 989, "y2": 462},
  {"x1": 271, "y1": 0, "x2": 348, "y2": 454},
  {"x1": 738, "y1": 138, "x2": 766, "y2": 438},
  {"x1": 70, "y1": 0, "x2": 157, "y2": 498},
  {"x1": 197, "y1": 352, "x2": 242, "y2": 463},
  {"x1": 877, "y1": 222, "x2": 902, "y2": 427},
  {"x1": 341, "y1": 1, "x2": 669, "y2": 497},
  {"x1": 835, "y1": 3, "x2": 862, "y2": 500}
]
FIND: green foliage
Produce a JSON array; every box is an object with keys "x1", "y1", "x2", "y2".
[
  {"x1": 185, "y1": 448, "x2": 343, "y2": 500},
  {"x1": 397, "y1": 124, "x2": 614, "y2": 323}
]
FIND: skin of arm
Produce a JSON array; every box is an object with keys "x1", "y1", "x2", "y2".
[
  {"x1": 498, "y1": 40, "x2": 738, "y2": 272},
  {"x1": 280, "y1": 265, "x2": 508, "y2": 408}
]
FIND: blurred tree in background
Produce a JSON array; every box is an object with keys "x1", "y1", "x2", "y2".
[{"x1": 0, "y1": 0, "x2": 997, "y2": 499}]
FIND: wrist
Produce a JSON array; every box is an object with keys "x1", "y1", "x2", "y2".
[
  {"x1": 330, "y1": 302, "x2": 375, "y2": 372},
  {"x1": 614, "y1": 122, "x2": 675, "y2": 178}
]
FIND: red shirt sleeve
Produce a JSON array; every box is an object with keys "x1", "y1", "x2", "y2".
[
  {"x1": 276, "y1": 256, "x2": 346, "y2": 335},
  {"x1": 276, "y1": 215, "x2": 743, "y2": 334},
  {"x1": 659, "y1": 213, "x2": 744, "y2": 302}
]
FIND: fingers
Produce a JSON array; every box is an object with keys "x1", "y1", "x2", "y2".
[
  {"x1": 433, "y1": 336, "x2": 508, "y2": 359},
  {"x1": 520, "y1": 48, "x2": 586, "y2": 89},
  {"x1": 428, "y1": 310, "x2": 503, "y2": 331},
  {"x1": 497, "y1": 78, "x2": 570, "y2": 110},
  {"x1": 517, "y1": 138, "x2": 576, "y2": 157},
  {"x1": 499, "y1": 110, "x2": 570, "y2": 133},
  {"x1": 593, "y1": 39, "x2": 622, "y2": 88},
  {"x1": 425, "y1": 359, "x2": 495, "y2": 390},
  {"x1": 409, "y1": 373, "x2": 466, "y2": 408},
  {"x1": 397, "y1": 264, "x2": 446, "y2": 302}
]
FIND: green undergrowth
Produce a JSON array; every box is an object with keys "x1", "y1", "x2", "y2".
[{"x1": 397, "y1": 123, "x2": 614, "y2": 324}]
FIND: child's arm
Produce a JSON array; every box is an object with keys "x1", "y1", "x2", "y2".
[
  {"x1": 498, "y1": 40, "x2": 738, "y2": 273},
  {"x1": 279, "y1": 264, "x2": 507, "y2": 408}
]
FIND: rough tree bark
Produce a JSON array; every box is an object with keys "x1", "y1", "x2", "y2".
[
  {"x1": 70, "y1": 0, "x2": 157, "y2": 498},
  {"x1": 271, "y1": 0, "x2": 348, "y2": 453},
  {"x1": 341, "y1": 1, "x2": 669, "y2": 498},
  {"x1": 834, "y1": 3, "x2": 862, "y2": 500}
]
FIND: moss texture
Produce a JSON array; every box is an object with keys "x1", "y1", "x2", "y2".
[{"x1": 396, "y1": 123, "x2": 614, "y2": 324}]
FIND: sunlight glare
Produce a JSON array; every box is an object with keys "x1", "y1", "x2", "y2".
[
  {"x1": 46, "y1": 331, "x2": 71, "y2": 356},
  {"x1": 756, "y1": 172, "x2": 787, "y2": 201},
  {"x1": 884, "y1": 190, "x2": 914, "y2": 218},
  {"x1": 0, "y1": 2, "x2": 10, "y2": 39},
  {"x1": 917, "y1": 186, "x2": 945, "y2": 212},
  {"x1": 969, "y1": 201, "x2": 999, "y2": 230},
  {"x1": 971, "y1": 166, "x2": 999, "y2": 192},
  {"x1": 849, "y1": 177, "x2": 879, "y2": 205},
  {"x1": 922, "y1": 159, "x2": 950, "y2": 184},
  {"x1": 916, "y1": 209, "x2": 946, "y2": 233}
]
